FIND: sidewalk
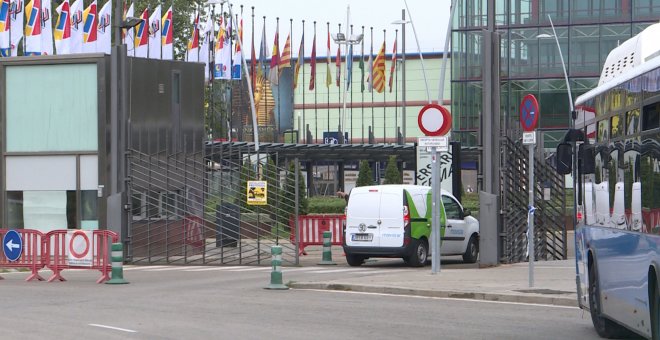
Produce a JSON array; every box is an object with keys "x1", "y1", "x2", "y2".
[{"x1": 289, "y1": 259, "x2": 579, "y2": 307}]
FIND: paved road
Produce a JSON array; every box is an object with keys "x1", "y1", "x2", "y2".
[{"x1": 2, "y1": 264, "x2": 598, "y2": 340}]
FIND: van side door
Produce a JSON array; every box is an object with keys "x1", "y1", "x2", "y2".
[{"x1": 441, "y1": 195, "x2": 467, "y2": 254}]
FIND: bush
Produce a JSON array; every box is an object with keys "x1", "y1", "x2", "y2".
[{"x1": 308, "y1": 197, "x2": 346, "y2": 214}]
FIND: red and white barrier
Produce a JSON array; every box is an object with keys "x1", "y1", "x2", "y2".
[
  {"x1": 0, "y1": 229, "x2": 46, "y2": 281},
  {"x1": 290, "y1": 215, "x2": 345, "y2": 255},
  {"x1": 43, "y1": 229, "x2": 118, "y2": 283},
  {"x1": 183, "y1": 215, "x2": 204, "y2": 248}
]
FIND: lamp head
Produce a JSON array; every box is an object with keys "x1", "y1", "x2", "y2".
[
  {"x1": 536, "y1": 33, "x2": 554, "y2": 39},
  {"x1": 121, "y1": 16, "x2": 143, "y2": 29},
  {"x1": 391, "y1": 19, "x2": 410, "y2": 25}
]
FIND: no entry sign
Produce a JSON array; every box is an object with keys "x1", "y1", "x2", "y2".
[
  {"x1": 67, "y1": 230, "x2": 93, "y2": 267},
  {"x1": 520, "y1": 94, "x2": 540, "y2": 132},
  {"x1": 418, "y1": 104, "x2": 451, "y2": 136}
]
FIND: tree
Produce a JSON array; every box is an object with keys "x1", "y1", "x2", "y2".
[
  {"x1": 356, "y1": 160, "x2": 373, "y2": 187},
  {"x1": 383, "y1": 155, "x2": 402, "y2": 184}
]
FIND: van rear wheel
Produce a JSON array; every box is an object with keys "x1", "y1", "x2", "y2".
[
  {"x1": 462, "y1": 235, "x2": 479, "y2": 263},
  {"x1": 346, "y1": 253, "x2": 365, "y2": 267},
  {"x1": 406, "y1": 239, "x2": 428, "y2": 267}
]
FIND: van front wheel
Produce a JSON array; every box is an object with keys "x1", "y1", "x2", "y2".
[{"x1": 407, "y1": 239, "x2": 428, "y2": 267}]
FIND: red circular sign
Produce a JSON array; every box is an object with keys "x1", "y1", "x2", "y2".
[
  {"x1": 69, "y1": 230, "x2": 90, "y2": 259},
  {"x1": 520, "y1": 94, "x2": 540, "y2": 132},
  {"x1": 418, "y1": 104, "x2": 452, "y2": 136}
]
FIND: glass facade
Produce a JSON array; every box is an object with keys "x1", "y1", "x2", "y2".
[{"x1": 451, "y1": 0, "x2": 660, "y2": 148}]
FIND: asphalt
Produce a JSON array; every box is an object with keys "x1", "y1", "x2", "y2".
[{"x1": 289, "y1": 230, "x2": 578, "y2": 307}]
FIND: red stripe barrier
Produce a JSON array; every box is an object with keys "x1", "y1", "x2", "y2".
[
  {"x1": 290, "y1": 215, "x2": 345, "y2": 255},
  {"x1": 0, "y1": 229, "x2": 46, "y2": 282},
  {"x1": 44, "y1": 230, "x2": 118, "y2": 283}
]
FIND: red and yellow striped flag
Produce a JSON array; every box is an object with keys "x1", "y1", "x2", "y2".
[
  {"x1": 389, "y1": 36, "x2": 397, "y2": 92},
  {"x1": 372, "y1": 42, "x2": 386, "y2": 93},
  {"x1": 293, "y1": 33, "x2": 304, "y2": 89},
  {"x1": 280, "y1": 32, "x2": 291, "y2": 72}
]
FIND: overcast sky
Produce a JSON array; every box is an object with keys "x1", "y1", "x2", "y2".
[{"x1": 218, "y1": 0, "x2": 451, "y2": 57}]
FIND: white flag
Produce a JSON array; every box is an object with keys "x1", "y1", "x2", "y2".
[
  {"x1": 147, "y1": 4, "x2": 160, "y2": 59},
  {"x1": 24, "y1": 0, "x2": 41, "y2": 55},
  {"x1": 9, "y1": 0, "x2": 23, "y2": 56},
  {"x1": 199, "y1": 16, "x2": 212, "y2": 81},
  {"x1": 122, "y1": 3, "x2": 134, "y2": 56},
  {"x1": 213, "y1": 17, "x2": 230, "y2": 79},
  {"x1": 40, "y1": 0, "x2": 52, "y2": 55},
  {"x1": 81, "y1": 0, "x2": 97, "y2": 53},
  {"x1": 133, "y1": 8, "x2": 148, "y2": 58},
  {"x1": 161, "y1": 6, "x2": 172, "y2": 60},
  {"x1": 54, "y1": 0, "x2": 71, "y2": 55},
  {"x1": 69, "y1": 0, "x2": 83, "y2": 53},
  {"x1": 232, "y1": 17, "x2": 242, "y2": 80},
  {"x1": 96, "y1": 0, "x2": 110, "y2": 54},
  {"x1": 0, "y1": 0, "x2": 9, "y2": 56}
]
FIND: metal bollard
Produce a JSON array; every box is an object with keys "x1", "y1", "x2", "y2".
[
  {"x1": 106, "y1": 243, "x2": 129, "y2": 284},
  {"x1": 264, "y1": 245, "x2": 289, "y2": 290},
  {"x1": 317, "y1": 231, "x2": 337, "y2": 265}
]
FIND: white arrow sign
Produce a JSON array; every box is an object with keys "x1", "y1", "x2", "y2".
[{"x1": 6, "y1": 239, "x2": 19, "y2": 250}]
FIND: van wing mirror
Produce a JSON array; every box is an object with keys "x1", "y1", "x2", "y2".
[{"x1": 555, "y1": 142, "x2": 572, "y2": 175}]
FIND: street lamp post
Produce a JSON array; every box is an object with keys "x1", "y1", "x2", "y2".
[
  {"x1": 332, "y1": 5, "x2": 363, "y2": 144},
  {"x1": 537, "y1": 14, "x2": 578, "y2": 254},
  {"x1": 392, "y1": 11, "x2": 409, "y2": 144}
]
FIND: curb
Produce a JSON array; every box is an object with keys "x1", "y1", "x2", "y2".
[{"x1": 288, "y1": 282, "x2": 578, "y2": 307}]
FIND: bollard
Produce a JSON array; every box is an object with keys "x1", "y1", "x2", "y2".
[
  {"x1": 317, "y1": 231, "x2": 337, "y2": 265},
  {"x1": 265, "y1": 245, "x2": 289, "y2": 290},
  {"x1": 105, "y1": 243, "x2": 129, "y2": 284}
]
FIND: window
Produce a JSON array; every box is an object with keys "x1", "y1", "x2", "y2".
[
  {"x1": 442, "y1": 195, "x2": 463, "y2": 220},
  {"x1": 643, "y1": 102, "x2": 660, "y2": 131},
  {"x1": 598, "y1": 119, "x2": 610, "y2": 142},
  {"x1": 611, "y1": 114, "x2": 623, "y2": 139},
  {"x1": 626, "y1": 109, "x2": 641, "y2": 135}
]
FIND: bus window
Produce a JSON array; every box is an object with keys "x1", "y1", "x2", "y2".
[{"x1": 642, "y1": 102, "x2": 659, "y2": 131}]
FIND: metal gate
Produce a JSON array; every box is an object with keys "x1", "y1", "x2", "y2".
[
  {"x1": 125, "y1": 143, "x2": 301, "y2": 266},
  {"x1": 501, "y1": 137, "x2": 567, "y2": 263}
]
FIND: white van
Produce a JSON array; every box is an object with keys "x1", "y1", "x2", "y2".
[{"x1": 343, "y1": 185, "x2": 479, "y2": 267}]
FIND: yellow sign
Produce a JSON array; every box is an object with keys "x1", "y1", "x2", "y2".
[{"x1": 247, "y1": 181, "x2": 268, "y2": 205}]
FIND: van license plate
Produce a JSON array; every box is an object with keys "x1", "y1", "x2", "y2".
[{"x1": 352, "y1": 233, "x2": 373, "y2": 241}]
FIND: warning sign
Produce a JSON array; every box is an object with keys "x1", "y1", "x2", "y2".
[
  {"x1": 67, "y1": 230, "x2": 93, "y2": 267},
  {"x1": 247, "y1": 181, "x2": 268, "y2": 206}
]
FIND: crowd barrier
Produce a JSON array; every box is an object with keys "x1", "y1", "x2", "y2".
[
  {"x1": 290, "y1": 215, "x2": 345, "y2": 255},
  {"x1": 43, "y1": 229, "x2": 118, "y2": 283},
  {"x1": 0, "y1": 229, "x2": 46, "y2": 281},
  {"x1": 183, "y1": 216, "x2": 205, "y2": 248}
]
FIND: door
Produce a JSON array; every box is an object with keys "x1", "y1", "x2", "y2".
[
  {"x1": 378, "y1": 191, "x2": 404, "y2": 247},
  {"x1": 441, "y1": 195, "x2": 467, "y2": 254},
  {"x1": 345, "y1": 190, "x2": 382, "y2": 247}
]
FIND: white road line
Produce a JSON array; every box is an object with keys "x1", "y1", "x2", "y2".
[
  {"x1": 229, "y1": 267, "x2": 272, "y2": 272},
  {"x1": 282, "y1": 267, "x2": 324, "y2": 272},
  {"x1": 183, "y1": 266, "x2": 250, "y2": 272},
  {"x1": 359, "y1": 269, "x2": 410, "y2": 275},
  {"x1": 88, "y1": 324, "x2": 137, "y2": 333},
  {"x1": 123, "y1": 266, "x2": 170, "y2": 271},
  {"x1": 308, "y1": 268, "x2": 365, "y2": 274},
  {"x1": 144, "y1": 266, "x2": 200, "y2": 272},
  {"x1": 301, "y1": 289, "x2": 579, "y2": 309}
]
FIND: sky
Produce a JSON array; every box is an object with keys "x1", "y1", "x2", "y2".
[{"x1": 220, "y1": 0, "x2": 451, "y2": 57}]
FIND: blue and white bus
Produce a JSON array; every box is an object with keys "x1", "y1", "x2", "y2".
[{"x1": 557, "y1": 22, "x2": 660, "y2": 339}]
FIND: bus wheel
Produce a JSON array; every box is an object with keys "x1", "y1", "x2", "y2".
[
  {"x1": 652, "y1": 273, "x2": 659, "y2": 340},
  {"x1": 589, "y1": 262, "x2": 631, "y2": 338}
]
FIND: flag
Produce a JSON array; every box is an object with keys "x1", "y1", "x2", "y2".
[
  {"x1": 0, "y1": 0, "x2": 10, "y2": 56},
  {"x1": 97, "y1": 0, "x2": 111, "y2": 54},
  {"x1": 325, "y1": 29, "x2": 331, "y2": 87},
  {"x1": 335, "y1": 45, "x2": 340, "y2": 87},
  {"x1": 389, "y1": 35, "x2": 397, "y2": 92},
  {"x1": 268, "y1": 26, "x2": 279, "y2": 85},
  {"x1": 134, "y1": 7, "x2": 148, "y2": 58},
  {"x1": 293, "y1": 33, "x2": 303, "y2": 89},
  {"x1": 213, "y1": 16, "x2": 230, "y2": 79},
  {"x1": 199, "y1": 15, "x2": 212, "y2": 81},
  {"x1": 346, "y1": 45, "x2": 353, "y2": 88},
  {"x1": 372, "y1": 41, "x2": 385, "y2": 93},
  {"x1": 161, "y1": 6, "x2": 172, "y2": 60},
  {"x1": 24, "y1": 0, "x2": 42, "y2": 55},
  {"x1": 82, "y1": 0, "x2": 97, "y2": 53},
  {"x1": 54, "y1": 0, "x2": 71, "y2": 54},
  {"x1": 40, "y1": 0, "x2": 52, "y2": 55},
  {"x1": 279, "y1": 32, "x2": 291, "y2": 73},
  {"x1": 309, "y1": 31, "x2": 316, "y2": 91},
  {"x1": 186, "y1": 13, "x2": 199, "y2": 62},
  {"x1": 232, "y1": 15, "x2": 242, "y2": 79},
  {"x1": 147, "y1": 4, "x2": 161, "y2": 59},
  {"x1": 359, "y1": 36, "x2": 365, "y2": 92},
  {"x1": 9, "y1": 0, "x2": 24, "y2": 56},
  {"x1": 257, "y1": 21, "x2": 267, "y2": 80},
  {"x1": 69, "y1": 0, "x2": 83, "y2": 53},
  {"x1": 122, "y1": 2, "x2": 134, "y2": 56}
]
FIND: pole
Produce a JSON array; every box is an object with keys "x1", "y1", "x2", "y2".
[
  {"x1": 401, "y1": 9, "x2": 406, "y2": 143},
  {"x1": 350, "y1": 23, "x2": 353, "y2": 143},
  {"x1": 528, "y1": 142, "x2": 535, "y2": 287},
  {"x1": 327, "y1": 22, "x2": 330, "y2": 140},
  {"x1": 438, "y1": 0, "x2": 458, "y2": 105},
  {"x1": 338, "y1": 22, "x2": 342, "y2": 142},
  {"x1": 382, "y1": 29, "x2": 386, "y2": 143},
  {"x1": 403, "y1": 0, "x2": 431, "y2": 103},
  {"x1": 370, "y1": 27, "x2": 374, "y2": 142},
  {"x1": 361, "y1": 25, "x2": 365, "y2": 144},
  {"x1": 301, "y1": 19, "x2": 305, "y2": 142},
  {"x1": 276, "y1": 17, "x2": 281, "y2": 143},
  {"x1": 314, "y1": 21, "x2": 318, "y2": 143},
  {"x1": 394, "y1": 28, "x2": 398, "y2": 143},
  {"x1": 431, "y1": 147, "x2": 441, "y2": 274}
]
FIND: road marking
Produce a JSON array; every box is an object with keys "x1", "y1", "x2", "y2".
[
  {"x1": 308, "y1": 268, "x2": 365, "y2": 274},
  {"x1": 360, "y1": 269, "x2": 409, "y2": 275},
  {"x1": 144, "y1": 266, "x2": 200, "y2": 272},
  {"x1": 88, "y1": 324, "x2": 137, "y2": 333},
  {"x1": 183, "y1": 266, "x2": 250, "y2": 272},
  {"x1": 123, "y1": 265, "x2": 170, "y2": 271},
  {"x1": 229, "y1": 267, "x2": 272, "y2": 272},
  {"x1": 300, "y1": 289, "x2": 579, "y2": 309}
]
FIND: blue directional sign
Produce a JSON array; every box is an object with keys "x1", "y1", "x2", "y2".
[
  {"x1": 3, "y1": 230, "x2": 23, "y2": 262},
  {"x1": 520, "y1": 94, "x2": 540, "y2": 132}
]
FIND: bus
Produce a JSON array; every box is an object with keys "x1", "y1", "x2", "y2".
[{"x1": 556, "y1": 22, "x2": 660, "y2": 339}]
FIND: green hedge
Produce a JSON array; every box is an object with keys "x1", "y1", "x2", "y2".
[{"x1": 308, "y1": 197, "x2": 346, "y2": 214}]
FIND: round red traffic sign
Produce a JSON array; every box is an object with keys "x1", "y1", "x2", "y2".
[
  {"x1": 520, "y1": 94, "x2": 540, "y2": 132},
  {"x1": 418, "y1": 104, "x2": 451, "y2": 136},
  {"x1": 69, "y1": 230, "x2": 90, "y2": 259}
]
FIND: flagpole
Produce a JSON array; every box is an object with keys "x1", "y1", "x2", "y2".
[
  {"x1": 301, "y1": 19, "x2": 305, "y2": 144},
  {"x1": 250, "y1": 6, "x2": 254, "y2": 96},
  {"x1": 262, "y1": 15, "x2": 266, "y2": 142},
  {"x1": 290, "y1": 17, "x2": 293, "y2": 143},
  {"x1": 370, "y1": 26, "x2": 373, "y2": 143},
  {"x1": 360, "y1": 25, "x2": 365, "y2": 144},
  {"x1": 382, "y1": 29, "x2": 386, "y2": 144},
  {"x1": 394, "y1": 29, "x2": 398, "y2": 144},
  {"x1": 313, "y1": 21, "x2": 317, "y2": 143},
  {"x1": 159, "y1": 0, "x2": 162, "y2": 58},
  {"x1": 349, "y1": 24, "x2": 353, "y2": 144},
  {"x1": 276, "y1": 16, "x2": 280, "y2": 143},
  {"x1": 326, "y1": 21, "x2": 329, "y2": 142},
  {"x1": 229, "y1": 4, "x2": 234, "y2": 140},
  {"x1": 337, "y1": 22, "x2": 341, "y2": 142}
]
